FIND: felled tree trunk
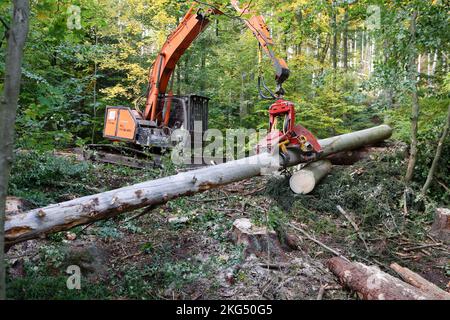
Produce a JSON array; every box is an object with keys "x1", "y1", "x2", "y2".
[
  {"x1": 327, "y1": 257, "x2": 447, "y2": 300},
  {"x1": 5, "y1": 125, "x2": 392, "y2": 246},
  {"x1": 390, "y1": 263, "x2": 450, "y2": 300},
  {"x1": 326, "y1": 149, "x2": 371, "y2": 165},
  {"x1": 289, "y1": 160, "x2": 332, "y2": 194}
]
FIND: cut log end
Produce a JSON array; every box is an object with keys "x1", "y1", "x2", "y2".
[
  {"x1": 289, "y1": 170, "x2": 316, "y2": 194},
  {"x1": 289, "y1": 160, "x2": 332, "y2": 194}
]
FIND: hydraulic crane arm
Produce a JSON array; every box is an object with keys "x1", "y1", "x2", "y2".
[
  {"x1": 104, "y1": 1, "x2": 321, "y2": 164},
  {"x1": 143, "y1": 2, "x2": 290, "y2": 124},
  {"x1": 230, "y1": 0, "x2": 289, "y2": 97}
]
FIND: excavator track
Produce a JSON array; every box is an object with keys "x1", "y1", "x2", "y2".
[{"x1": 76, "y1": 144, "x2": 162, "y2": 169}]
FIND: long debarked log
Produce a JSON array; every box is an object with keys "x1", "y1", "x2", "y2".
[
  {"x1": 390, "y1": 263, "x2": 450, "y2": 300},
  {"x1": 327, "y1": 257, "x2": 449, "y2": 300},
  {"x1": 289, "y1": 160, "x2": 332, "y2": 194},
  {"x1": 5, "y1": 125, "x2": 393, "y2": 246}
]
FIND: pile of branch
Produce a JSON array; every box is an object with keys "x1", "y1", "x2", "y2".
[{"x1": 5, "y1": 125, "x2": 393, "y2": 247}]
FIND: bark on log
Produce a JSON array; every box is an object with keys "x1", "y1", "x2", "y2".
[
  {"x1": 390, "y1": 263, "x2": 450, "y2": 300},
  {"x1": 5, "y1": 125, "x2": 393, "y2": 246},
  {"x1": 325, "y1": 147, "x2": 388, "y2": 165},
  {"x1": 284, "y1": 125, "x2": 393, "y2": 163},
  {"x1": 5, "y1": 196, "x2": 34, "y2": 215},
  {"x1": 289, "y1": 160, "x2": 332, "y2": 194},
  {"x1": 430, "y1": 208, "x2": 450, "y2": 244},
  {"x1": 326, "y1": 148, "x2": 371, "y2": 165},
  {"x1": 327, "y1": 257, "x2": 445, "y2": 300}
]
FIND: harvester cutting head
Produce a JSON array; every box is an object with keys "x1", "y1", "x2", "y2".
[{"x1": 257, "y1": 99, "x2": 322, "y2": 164}]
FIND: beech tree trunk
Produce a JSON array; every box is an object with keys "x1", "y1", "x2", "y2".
[
  {"x1": 343, "y1": 6, "x2": 349, "y2": 71},
  {"x1": 0, "y1": 0, "x2": 29, "y2": 300},
  {"x1": 289, "y1": 160, "x2": 332, "y2": 194},
  {"x1": 326, "y1": 147, "x2": 377, "y2": 165},
  {"x1": 4, "y1": 125, "x2": 392, "y2": 247},
  {"x1": 327, "y1": 257, "x2": 447, "y2": 300},
  {"x1": 331, "y1": 0, "x2": 337, "y2": 82},
  {"x1": 421, "y1": 104, "x2": 450, "y2": 194},
  {"x1": 405, "y1": 11, "x2": 419, "y2": 183}
]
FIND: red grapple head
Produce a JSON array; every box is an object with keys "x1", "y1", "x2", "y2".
[{"x1": 290, "y1": 124, "x2": 322, "y2": 154}]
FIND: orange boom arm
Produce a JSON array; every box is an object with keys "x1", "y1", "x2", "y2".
[{"x1": 143, "y1": 2, "x2": 290, "y2": 124}]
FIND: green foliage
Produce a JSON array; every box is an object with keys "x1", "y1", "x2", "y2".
[
  {"x1": 386, "y1": 97, "x2": 450, "y2": 203},
  {"x1": 7, "y1": 275, "x2": 111, "y2": 300},
  {"x1": 6, "y1": 242, "x2": 111, "y2": 300},
  {"x1": 267, "y1": 151, "x2": 440, "y2": 254},
  {"x1": 9, "y1": 151, "x2": 91, "y2": 205}
]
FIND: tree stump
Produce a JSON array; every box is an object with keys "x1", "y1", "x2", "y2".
[
  {"x1": 430, "y1": 208, "x2": 450, "y2": 244},
  {"x1": 231, "y1": 218, "x2": 285, "y2": 257}
]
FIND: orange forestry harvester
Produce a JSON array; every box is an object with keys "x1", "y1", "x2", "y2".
[{"x1": 103, "y1": 1, "x2": 322, "y2": 163}]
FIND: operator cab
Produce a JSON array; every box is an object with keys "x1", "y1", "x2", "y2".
[{"x1": 103, "y1": 95, "x2": 209, "y2": 150}]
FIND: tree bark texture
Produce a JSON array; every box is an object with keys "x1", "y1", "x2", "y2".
[{"x1": 0, "y1": 0, "x2": 30, "y2": 300}]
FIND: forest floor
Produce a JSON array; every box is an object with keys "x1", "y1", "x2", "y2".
[{"x1": 4, "y1": 146, "x2": 450, "y2": 300}]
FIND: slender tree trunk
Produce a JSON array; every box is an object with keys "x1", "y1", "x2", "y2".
[
  {"x1": 215, "y1": 18, "x2": 219, "y2": 37},
  {"x1": 430, "y1": 50, "x2": 438, "y2": 87},
  {"x1": 431, "y1": 50, "x2": 438, "y2": 75},
  {"x1": 0, "y1": 0, "x2": 29, "y2": 300},
  {"x1": 370, "y1": 39, "x2": 375, "y2": 74},
  {"x1": 331, "y1": 1, "x2": 337, "y2": 76},
  {"x1": 343, "y1": 7, "x2": 349, "y2": 71},
  {"x1": 295, "y1": 9, "x2": 303, "y2": 56},
  {"x1": 239, "y1": 72, "x2": 245, "y2": 121},
  {"x1": 184, "y1": 56, "x2": 189, "y2": 92},
  {"x1": 421, "y1": 105, "x2": 450, "y2": 194},
  {"x1": 176, "y1": 64, "x2": 181, "y2": 96},
  {"x1": 405, "y1": 11, "x2": 419, "y2": 183},
  {"x1": 316, "y1": 36, "x2": 321, "y2": 60},
  {"x1": 320, "y1": 34, "x2": 331, "y2": 64},
  {"x1": 361, "y1": 31, "x2": 365, "y2": 71},
  {"x1": 91, "y1": 31, "x2": 98, "y2": 144},
  {"x1": 200, "y1": 47, "x2": 206, "y2": 93},
  {"x1": 383, "y1": 39, "x2": 394, "y2": 107},
  {"x1": 417, "y1": 54, "x2": 422, "y2": 81}
]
